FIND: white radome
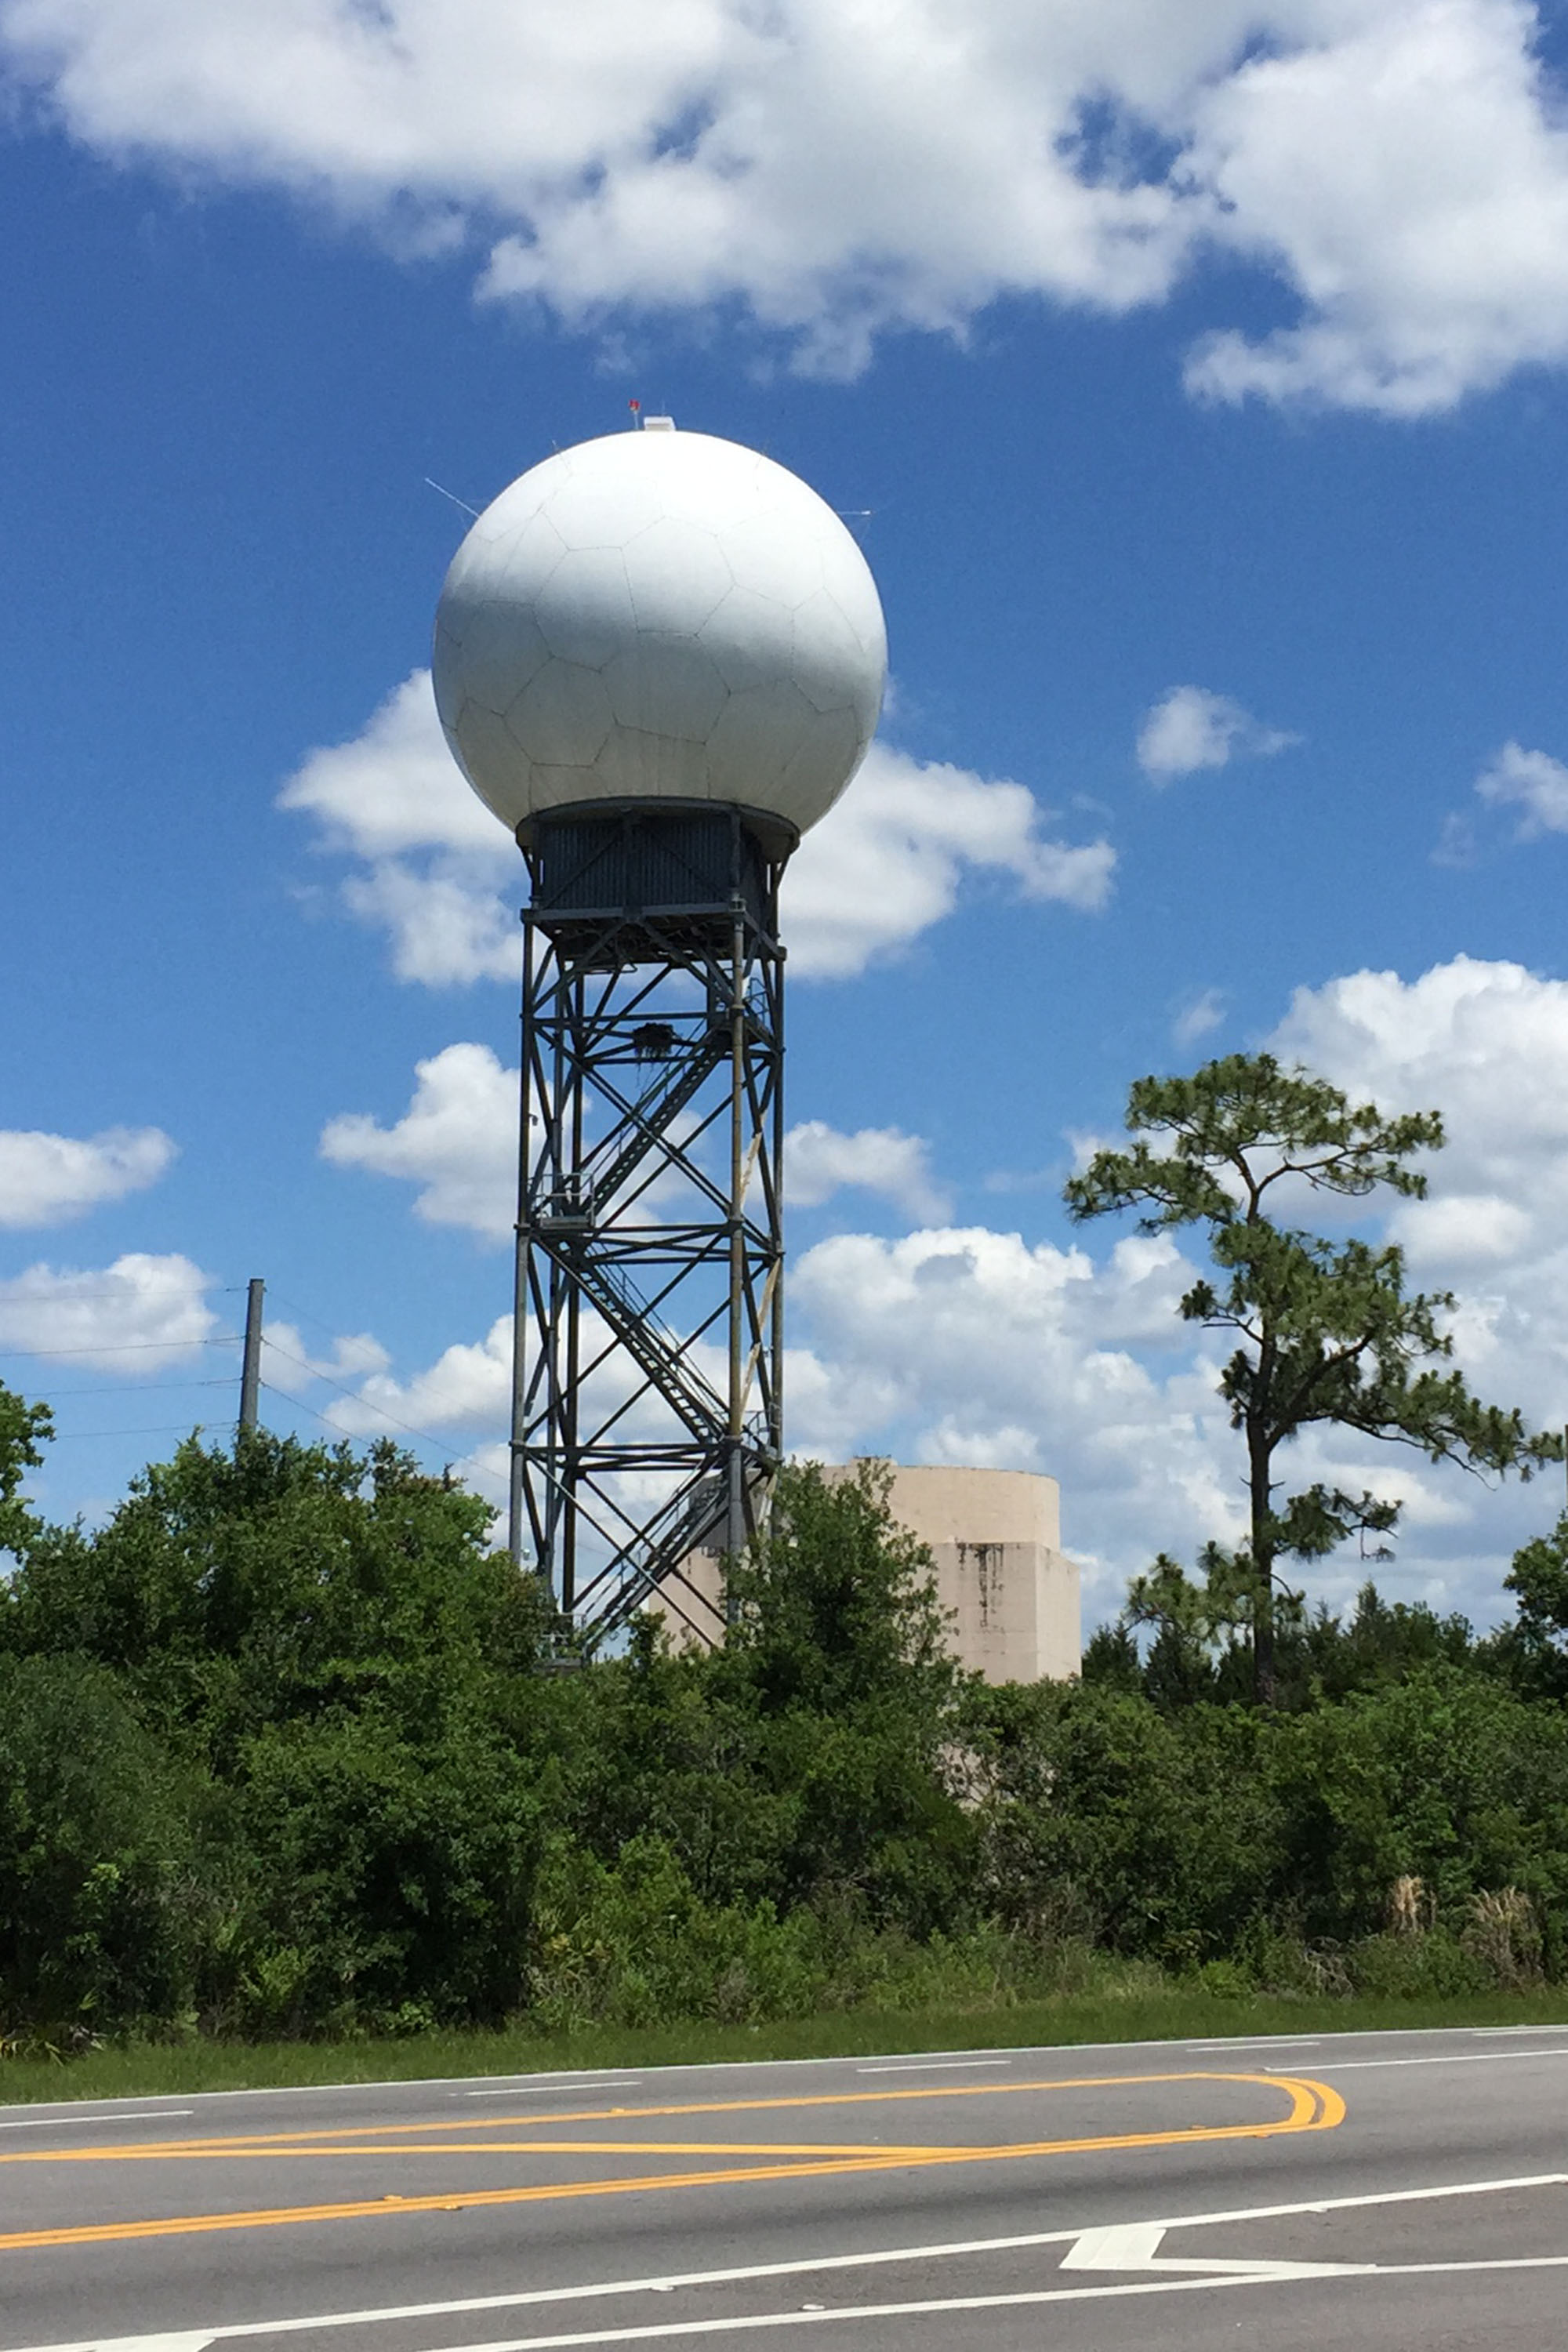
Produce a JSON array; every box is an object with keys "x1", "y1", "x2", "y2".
[{"x1": 432, "y1": 424, "x2": 887, "y2": 842}]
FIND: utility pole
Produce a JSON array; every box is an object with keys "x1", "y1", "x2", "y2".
[{"x1": 239, "y1": 1278, "x2": 265, "y2": 1435}]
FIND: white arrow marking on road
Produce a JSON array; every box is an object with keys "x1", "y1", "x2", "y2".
[
  {"x1": 14, "y1": 2169, "x2": 1568, "y2": 2352},
  {"x1": 27, "y1": 2256, "x2": 1568, "y2": 2352},
  {"x1": 78, "y1": 2338, "x2": 214, "y2": 2352},
  {"x1": 1061, "y1": 2223, "x2": 1357, "y2": 2279},
  {"x1": 1061, "y1": 2224, "x2": 1169, "y2": 2268}
]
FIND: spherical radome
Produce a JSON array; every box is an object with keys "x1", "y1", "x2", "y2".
[{"x1": 432, "y1": 426, "x2": 886, "y2": 840}]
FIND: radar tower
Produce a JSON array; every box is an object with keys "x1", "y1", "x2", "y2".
[{"x1": 432, "y1": 419, "x2": 885, "y2": 1646}]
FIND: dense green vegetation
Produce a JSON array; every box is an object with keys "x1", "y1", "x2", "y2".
[{"x1": 5, "y1": 1391, "x2": 1568, "y2": 2057}]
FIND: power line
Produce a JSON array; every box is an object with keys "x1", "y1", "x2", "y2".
[
  {"x1": 24, "y1": 1378, "x2": 237, "y2": 1401},
  {"x1": 45, "y1": 1422, "x2": 213, "y2": 1443},
  {"x1": 263, "y1": 1306, "x2": 509, "y2": 1493},
  {"x1": 0, "y1": 1288, "x2": 222, "y2": 1307},
  {"x1": 262, "y1": 1371, "x2": 506, "y2": 1493},
  {"x1": 263, "y1": 1288, "x2": 372, "y2": 1349},
  {"x1": 0, "y1": 1337, "x2": 240, "y2": 1359},
  {"x1": 267, "y1": 1382, "x2": 506, "y2": 1493},
  {"x1": 261, "y1": 1349, "x2": 506, "y2": 1486},
  {"x1": 3, "y1": 1277, "x2": 507, "y2": 1495}
]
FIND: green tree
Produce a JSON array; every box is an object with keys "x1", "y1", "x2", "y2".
[
  {"x1": 709, "y1": 1461, "x2": 978, "y2": 1930},
  {"x1": 1092, "y1": 1546, "x2": 1317, "y2": 1711},
  {"x1": 2, "y1": 1428, "x2": 549, "y2": 1757},
  {"x1": 0, "y1": 1653, "x2": 201, "y2": 2027},
  {"x1": 1119, "y1": 1547, "x2": 1287, "y2": 1709},
  {"x1": 1066, "y1": 1054, "x2": 1557, "y2": 1704},
  {"x1": 1, "y1": 1429, "x2": 560, "y2": 2033},
  {"x1": 1493, "y1": 1509, "x2": 1568, "y2": 1700},
  {"x1": 1308, "y1": 1579, "x2": 1477, "y2": 1701},
  {"x1": 225, "y1": 1698, "x2": 543, "y2": 2031},
  {"x1": 973, "y1": 1678, "x2": 1283, "y2": 1962},
  {"x1": 0, "y1": 1378, "x2": 53, "y2": 1564}
]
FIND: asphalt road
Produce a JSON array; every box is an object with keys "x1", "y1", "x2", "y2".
[{"x1": 4, "y1": 2025, "x2": 1568, "y2": 2350}]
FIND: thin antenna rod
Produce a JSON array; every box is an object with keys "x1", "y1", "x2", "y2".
[
  {"x1": 425, "y1": 477, "x2": 481, "y2": 519},
  {"x1": 239, "y1": 1279, "x2": 264, "y2": 1435}
]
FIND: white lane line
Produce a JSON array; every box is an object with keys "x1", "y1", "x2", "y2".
[
  {"x1": 0, "y1": 2079, "x2": 658, "y2": 2136},
  {"x1": 16, "y1": 2171, "x2": 1568, "y2": 2352},
  {"x1": 13, "y1": 2053, "x2": 1012, "y2": 2125},
  {"x1": 25, "y1": 2252, "x2": 1568, "y2": 2352},
  {"x1": 241, "y1": 2263, "x2": 1568, "y2": 2352},
  {"x1": 854, "y1": 2060, "x2": 1011, "y2": 2074},
  {"x1": 1307, "y1": 2047, "x2": 1568, "y2": 2072},
  {"x1": 0, "y1": 2026, "x2": 1510, "y2": 2125},
  {"x1": 0, "y1": 2111, "x2": 193, "y2": 2132},
  {"x1": 1144, "y1": 2170, "x2": 1568, "y2": 2232},
  {"x1": 466, "y1": 2075, "x2": 643, "y2": 2089},
  {"x1": 1, "y1": 2233, "x2": 1105, "y2": 2352},
  {"x1": 1472, "y1": 2024, "x2": 1568, "y2": 2035},
  {"x1": 353, "y1": 2281, "x2": 1265, "y2": 2349},
  {"x1": 87, "y1": 2337, "x2": 212, "y2": 2352},
  {"x1": 466, "y1": 2083, "x2": 641, "y2": 2100},
  {"x1": 1186, "y1": 2039, "x2": 1322, "y2": 2052}
]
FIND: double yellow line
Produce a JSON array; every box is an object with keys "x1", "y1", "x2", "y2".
[{"x1": 0, "y1": 2069, "x2": 1345, "y2": 2254}]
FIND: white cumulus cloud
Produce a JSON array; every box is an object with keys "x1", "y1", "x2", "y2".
[
  {"x1": 281, "y1": 672, "x2": 1114, "y2": 987},
  {"x1": 338, "y1": 864, "x2": 518, "y2": 989},
  {"x1": 1269, "y1": 955, "x2": 1568, "y2": 1359},
  {"x1": 1181, "y1": 0, "x2": 1568, "y2": 415},
  {"x1": 784, "y1": 742, "x2": 1115, "y2": 976},
  {"x1": 1136, "y1": 685, "x2": 1298, "y2": 782},
  {"x1": 327, "y1": 1315, "x2": 514, "y2": 1436},
  {"x1": 321, "y1": 1042, "x2": 517, "y2": 1240},
  {"x1": 1172, "y1": 989, "x2": 1227, "y2": 1047},
  {"x1": 260, "y1": 1322, "x2": 392, "y2": 1399},
  {"x1": 278, "y1": 668, "x2": 506, "y2": 859},
  {"x1": 9, "y1": 0, "x2": 1567, "y2": 408},
  {"x1": 0, "y1": 1252, "x2": 217, "y2": 1371},
  {"x1": 782, "y1": 1222, "x2": 1236, "y2": 1619},
  {"x1": 785, "y1": 1121, "x2": 949, "y2": 1223},
  {"x1": 1474, "y1": 740, "x2": 1568, "y2": 838},
  {"x1": 280, "y1": 670, "x2": 519, "y2": 986},
  {"x1": 0, "y1": 1126, "x2": 176, "y2": 1229}
]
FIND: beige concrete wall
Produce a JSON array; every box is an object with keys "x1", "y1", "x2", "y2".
[
  {"x1": 837, "y1": 1464, "x2": 1079, "y2": 1684},
  {"x1": 645, "y1": 1548, "x2": 725, "y2": 1652},
  {"x1": 652, "y1": 1461, "x2": 1080, "y2": 1683}
]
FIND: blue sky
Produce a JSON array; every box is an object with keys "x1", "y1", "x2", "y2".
[{"x1": 8, "y1": 0, "x2": 1568, "y2": 1630}]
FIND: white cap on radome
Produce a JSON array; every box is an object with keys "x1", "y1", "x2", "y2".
[{"x1": 432, "y1": 423, "x2": 887, "y2": 842}]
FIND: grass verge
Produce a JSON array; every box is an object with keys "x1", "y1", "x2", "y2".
[{"x1": 5, "y1": 1986, "x2": 1568, "y2": 2106}]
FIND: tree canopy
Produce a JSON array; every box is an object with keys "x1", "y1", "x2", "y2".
[
  {"x1": 1066, "y1": 1053, "x2": 1559, "y2": 1701},
  {"x1": 0, "y1": 1384, "x2": 1566, "y2": 2037},
  {"x1": 0, "y1": 1380, "x2": 52, "y2": 1564}
]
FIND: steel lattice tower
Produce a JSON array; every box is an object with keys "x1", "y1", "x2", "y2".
[
  {"x1": 430, "y1": 420, "x2": 885, "y2": 1647},
  {"x1": 508, "y1": 803, "x2": 788, "y2": 1646}
]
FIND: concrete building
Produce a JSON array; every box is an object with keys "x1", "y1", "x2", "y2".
[{"x1": 653, "y1": 1461, "x2": 1080, "y2": 1684}]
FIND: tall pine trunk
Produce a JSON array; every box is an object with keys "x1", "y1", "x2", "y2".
[{"x1": 1248, "y1": 1414, "x2": 1276, "y2": 1708}]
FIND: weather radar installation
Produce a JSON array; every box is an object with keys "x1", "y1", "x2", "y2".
[{"x1": 432, "y1": 415, "x2": 887, "y2": 1647}]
